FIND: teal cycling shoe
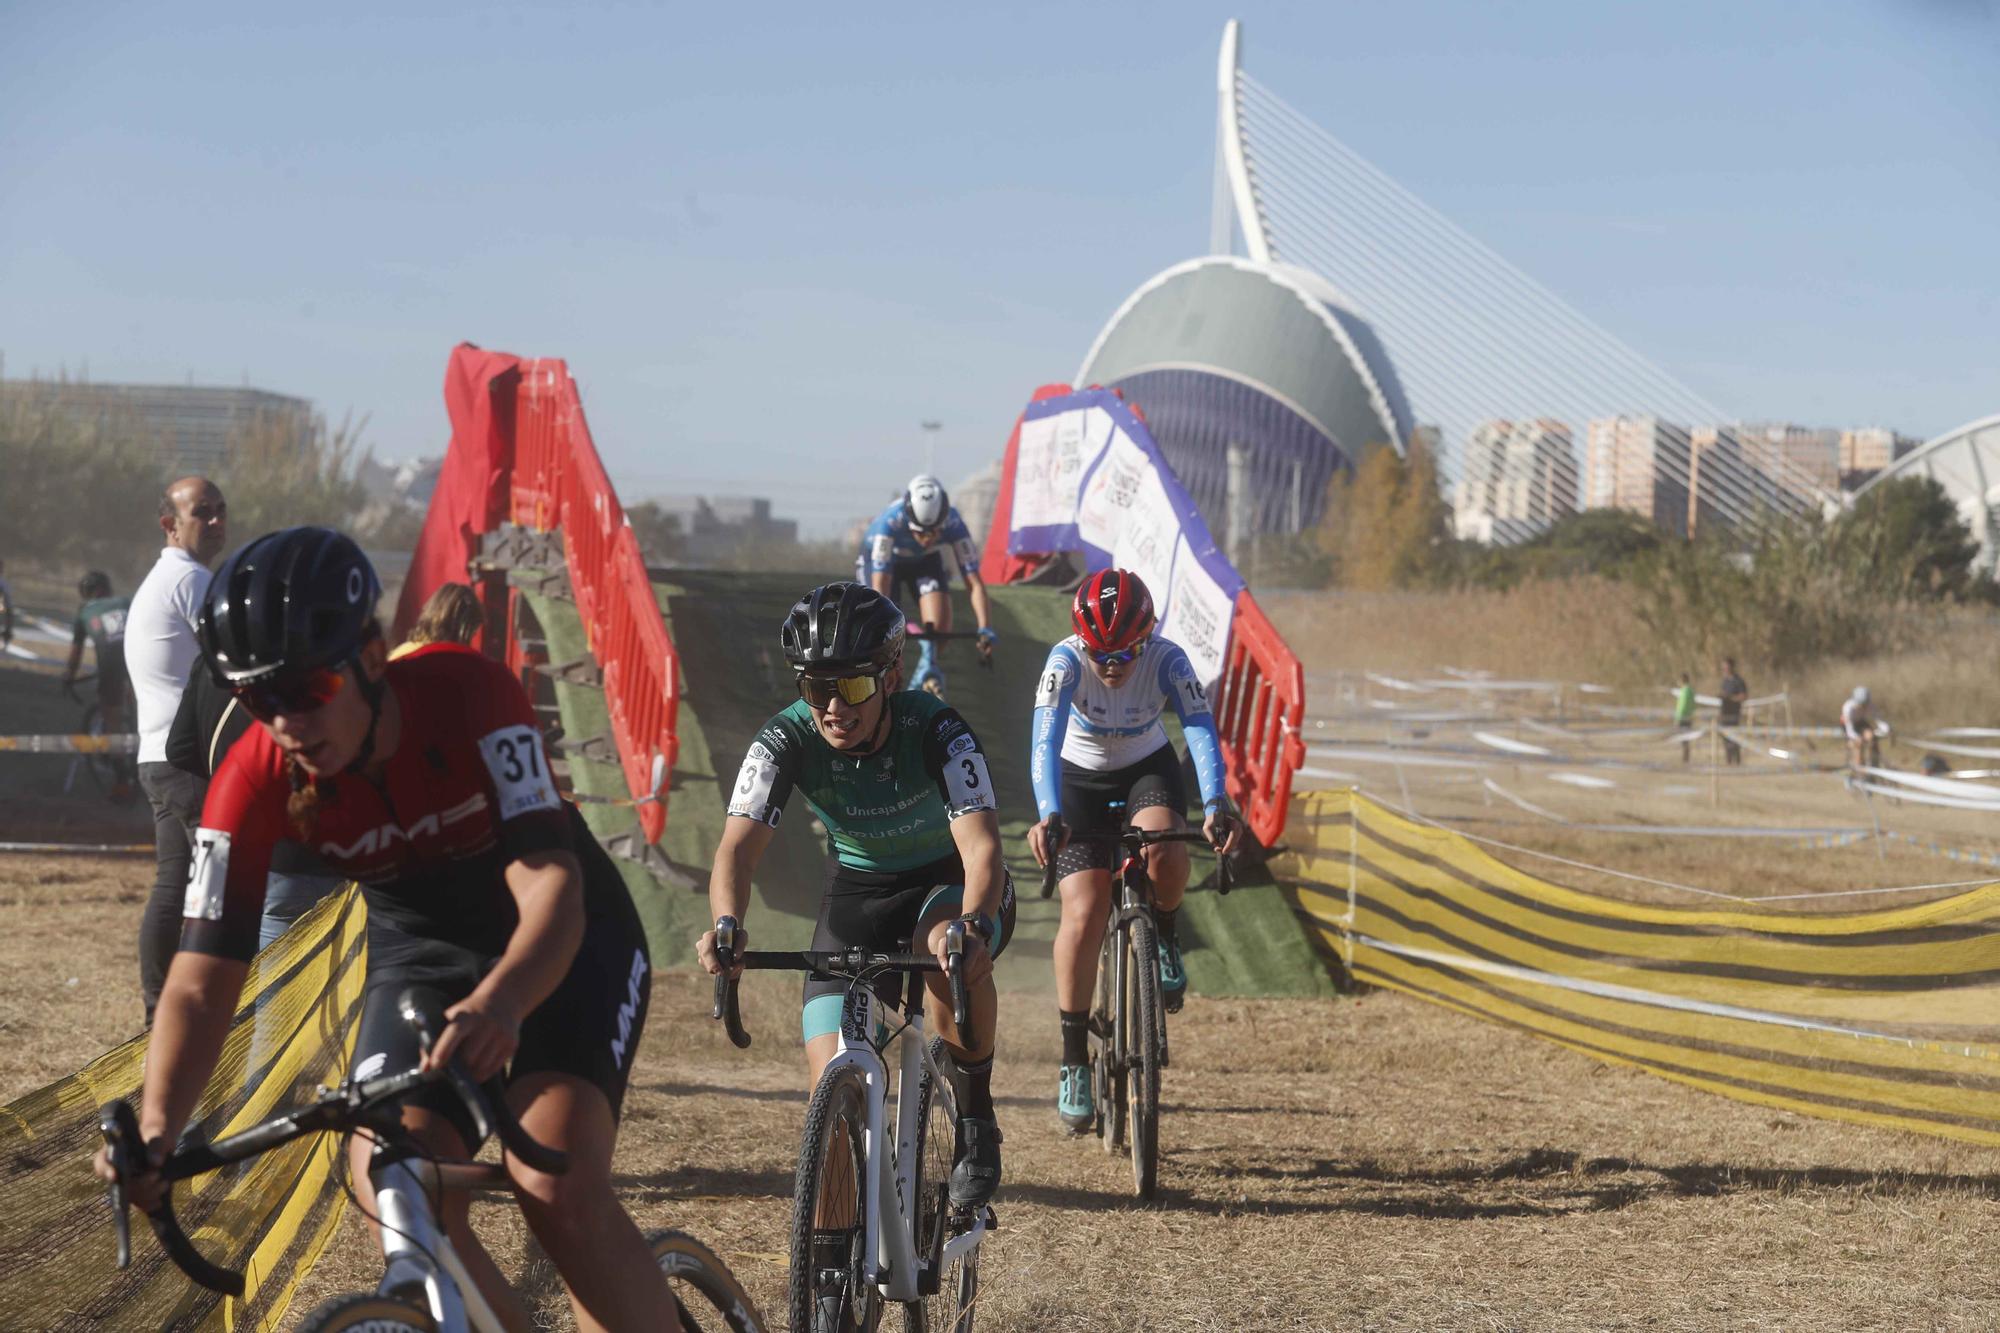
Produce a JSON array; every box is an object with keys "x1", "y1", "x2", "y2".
[
  {"x1": 1057, "y1": 1063, "x2": 1094, "y2": 1134},
  {"x1": 1158, "y1": 933, "x2": 1187, "y2": 1013}
]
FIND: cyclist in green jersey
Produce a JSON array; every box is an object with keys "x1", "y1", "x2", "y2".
[
  {"x1": 698, "y1": 581, "x2": 1013, "y2": 1207},
  {"x1": 65, "y1": 570, "x2": 135, "y2": 733}
]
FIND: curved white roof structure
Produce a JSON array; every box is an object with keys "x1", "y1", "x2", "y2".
[
  {"x1": 1073, "y1": 254, "x2": 1415, "y2": 536},
  {"x1": 1852, "y1": 413, "x2": 2000, "y2": 570}
]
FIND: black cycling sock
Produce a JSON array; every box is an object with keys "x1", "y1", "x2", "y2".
[
  {"x1": 1059, "y1": 1008, "x2": 1089, "y2": 1066},
  {"x1": 1157, "y1": 907, "x2": 1180, "y2": 945},
  {"x1": 956, "y1": 1055, "x2": 995, "y2": 1121}
]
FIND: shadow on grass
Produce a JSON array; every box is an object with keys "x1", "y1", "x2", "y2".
[
  {"x1": 614, "y1": 1164, "x2": 798, "y2": 1200},
  {"x1": 1167, "y1": 1146, "x2": 2000, "y2": 1220}
]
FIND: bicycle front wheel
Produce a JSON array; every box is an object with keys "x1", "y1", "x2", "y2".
[
  {"x1": 1093, "y1": 926, "x2": 1125, "y2": 1154},
  {"x1": 647, "y1": 1228, "x2": 766, "y2": 1332},
  {"x1": 1124, "y1": 913, "x2": 1163, "y2": 1200},
  {"x1": 791, "y1": 1063, "x2": 880, "y2": 1333},
  {"x1": 294, "y1": 1292, "x2": 436, "y2": 1332},
  {"x1": 906, "y1": 1035, "x2": 979, "y2": 1333}
]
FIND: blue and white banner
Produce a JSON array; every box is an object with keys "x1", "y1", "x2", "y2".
[{"x1": 1006, "y1": 388, "x2": 1244, "y2": 683}]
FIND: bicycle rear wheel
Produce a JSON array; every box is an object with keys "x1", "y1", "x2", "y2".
[
  {"x1": 647, "y1": 1228, "x2": 765, "y2": 1332},
  {"x1": 1124, "y1": 913, "x2": 1163, "y2": 1200},
  {"x1": 906, "y1": 1035, "x2": 979, "y2": 1332},
  {"x1": 1091, "y1": 926, "x2": 1125, "y2": 1153},
  {"x1": 294, "y1": 1292, "x2": 436, "y2": 1332},
  {"x1": 791, "y1": 1063, "x2": 879, "y2": 1333}
]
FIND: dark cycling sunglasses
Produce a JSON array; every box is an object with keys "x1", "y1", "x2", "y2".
[
  {"x1": 234, "y1": 665, "x2": 349, "y2": 722},
  {"x1": 1088, "y1": 641, "x2": 1147, "y2": 668},
  {"x1": 798, "y1": 670, "x2": 885, "y2": 710}
]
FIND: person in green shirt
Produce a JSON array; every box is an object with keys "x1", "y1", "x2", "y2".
[
  {"x1": 698, "y1": 581, "x2": 1013, "y2": 1209},
  {"x1": 66, "y1": 570, "x2": 135, "y2": 731},
  {"x1": 1673, "y1": 672, "x2": 1697, "y2": 764}
]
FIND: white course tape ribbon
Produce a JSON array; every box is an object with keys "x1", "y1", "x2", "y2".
[
  {"x1": 0, "y1": 733, "x2": 140, "y2": 754},
  {"x1": 1354, "y1": 934, "x2": 1937, "y2": 1049},
  {"x1": 1857, "y1": 765, "x2": 2000, "y2": 804},
  {"x1": 1473, "y1": 731, "x2": 1555, "y2": 757},
  {"x1": 1849, "y1": 779, "x2": 2000, "y2": 813}
]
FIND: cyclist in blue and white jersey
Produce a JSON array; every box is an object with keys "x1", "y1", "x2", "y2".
[
  {"x1": 857, "y1": 474, "x2": 995, "y2": 695},
  {"x1": 1025, "y1": 568, "x2": 1242, "y2": 1133}
]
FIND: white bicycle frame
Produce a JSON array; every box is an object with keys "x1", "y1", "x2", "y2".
[
  {"x1": 369, "y1": 1156, "x2": 508, "y2": 1332},
  {"x1": 823, "y1": 984, "x2": 989, "y2": 1305}
]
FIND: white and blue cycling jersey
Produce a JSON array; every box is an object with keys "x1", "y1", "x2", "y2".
[
  {"x1": 1029, "y1": 633, "x2": 1227, "y2": 820},
  {"x1": 859, "y1": 498, "x2": 978, "y2": 580}
]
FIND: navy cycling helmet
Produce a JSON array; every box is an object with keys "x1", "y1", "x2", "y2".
[{"x1": 199, "y1": 526, "x2": 381, "y2": 688}]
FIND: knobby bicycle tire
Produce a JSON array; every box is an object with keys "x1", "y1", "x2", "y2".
[
  {"x1": 791, "y1": 1063, "x2": 880, "y2": 1333},
  {"x1": 1125, "y1": 912, "x2": 1163, "y2": 1201},
  {"x1": 293, "y1": 1291, "x2": 436, "y2": 1332},
  {"x1": 647, "y1": 1228, "x2": 766, "y2": 1332},
  {"x1": 1092, "y1": 925, "x2": 1126, "y2": 1154},
  {"x1": 906, "y1": 1035, "x2": 980, "y2": 1333}
]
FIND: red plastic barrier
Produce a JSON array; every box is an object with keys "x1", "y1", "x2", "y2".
[
  {"x1": 1213, "y1": 590, "x2": 1306, "y2": 849},
  {"x1": 407, "y1": 346, "x2": 679, "y2": 845},
  {"x1": 514, "y1": 361, "x2": 677, "y2": 844}
]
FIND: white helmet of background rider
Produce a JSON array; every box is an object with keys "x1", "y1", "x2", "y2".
[
  {"x1": 904, "y1": 474, "x2": 949, "y2": 532},
  {"x1": 1853, "y1": 686, "x2": 1870, "y2": 705}
]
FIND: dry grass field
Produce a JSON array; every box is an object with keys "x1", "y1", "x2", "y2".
[
  {"x1": 8, "y1": 587, "x2": 2000, "y2": 1330},
  {"x1": 9, "y1": 845, "x2": 2000, "y2": 1330}
]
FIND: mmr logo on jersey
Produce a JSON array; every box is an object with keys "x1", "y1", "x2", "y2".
[{"x1": 320, "y1": 793, "x2": 488, "y2": 859}]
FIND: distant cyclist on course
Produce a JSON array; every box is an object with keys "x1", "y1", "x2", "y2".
[
  {"x1": 857, "y1": 474, "x2": 996, "y2": 695},
  {"x1": 698, "y1": 580, "x2": 1012, "y2": 1210},
  {"x1": 65, "y1": 569, "x2": 136, "y2": 738},
  {"x1": 1026, "y1": 569, "x2": 1242, "y2": 1133}
]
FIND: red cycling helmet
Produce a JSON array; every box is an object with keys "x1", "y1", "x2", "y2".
[{"x1": 1071, "y1": 569, "x2": 1156, "y2": 654}]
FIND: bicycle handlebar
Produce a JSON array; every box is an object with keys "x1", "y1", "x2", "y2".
[
  {"x1": 907, "y1": 623, "x2": 996, "y2": 670},
  {"x1": 710, "y1": 915, "x2": 969, "y2": 1050},
  {"x1": 1036, "y1": 819, "x2": 1237, "y2": 898},
  {"x1": 100, "y1": 988, "x2": 568, "y2": 1296}
]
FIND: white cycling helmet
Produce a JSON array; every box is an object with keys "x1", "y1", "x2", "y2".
[
  {"x1": 904, "y1": 474, "x2": 949, "y2": 530},
  {"x1": 1853, "y1": 686, "x2": 1870, "y2": 705}
]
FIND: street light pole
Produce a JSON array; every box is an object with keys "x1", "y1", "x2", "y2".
[{"x1": 920, "y1": 420, "x2": 942, "y2": 473}]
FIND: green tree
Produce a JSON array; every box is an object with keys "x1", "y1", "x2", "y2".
[
  {"x1": 1834, "y1": 475, "x2": 1980, "y2": 600},
  {"x1": 1317, "y1": 437, "x2": 1452, "y2": 590}
]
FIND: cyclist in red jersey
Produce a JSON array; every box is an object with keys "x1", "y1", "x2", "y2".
[{"x1": 92, "y1": 527, "x2": 680, "y2": 1333}]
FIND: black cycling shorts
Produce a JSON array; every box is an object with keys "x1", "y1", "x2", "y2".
[
  {"x1": 801, "y1": 850, "x2": 1016, "y2": 1041},
  {"x1": 856, "y1": 550, "x2": 951, "y2": 606},
  {"x1": 1054, "y1": 742, "x2": 1187, "y2": 878},
  {"x1": 350, "y1": 823, "x2": 651, "y2": 1150}
]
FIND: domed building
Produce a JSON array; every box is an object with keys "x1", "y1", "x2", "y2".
[
  {"x1": 1850, "y1": 413, "x2": 2000, "y2": 572},
  {"x1": 1074, "y1": 255, "x2": 1415, "y2": 537}
]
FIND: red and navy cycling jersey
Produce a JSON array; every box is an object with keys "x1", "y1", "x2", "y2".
[{"x1": 181, "y1": 644, "x2": 570, "y2": 963}]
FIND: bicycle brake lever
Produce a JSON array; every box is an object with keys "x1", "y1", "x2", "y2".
[
  {"x1": 944, "y1": 921, "x2": 970, "y2": 1031},
  {"x1": 98, "y1": 1101, "x2": 136, "y2": 1270},
  {"x1": 711, "y1": 916, "x2": 751, "y2": 1048}
]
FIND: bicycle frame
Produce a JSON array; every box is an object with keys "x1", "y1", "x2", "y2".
[
  {"x1": 824, "y1": 985, "x2": 989, "y2": 1304},
  {"x1": 370, "y1": 1155, "x2": 508, "y2": 1331}
]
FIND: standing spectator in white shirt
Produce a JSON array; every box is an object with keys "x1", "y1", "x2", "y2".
[{"x1": 126, "y1": 476, "x2": 227, "y2": 1024}]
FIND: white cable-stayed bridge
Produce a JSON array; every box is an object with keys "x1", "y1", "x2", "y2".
[{"x1": 1207, "y1": 19, "x2": 1836, "y2": 545}]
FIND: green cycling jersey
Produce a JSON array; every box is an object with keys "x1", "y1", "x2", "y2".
[{"x1": 726, "y1": 689, "x2": 996, "y2": 873}]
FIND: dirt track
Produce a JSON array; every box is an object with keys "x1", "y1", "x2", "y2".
[{"x1": 8, "y1": 848, "x2": 2000, "y2": 1331}]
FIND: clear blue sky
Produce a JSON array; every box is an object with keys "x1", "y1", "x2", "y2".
[{"x1": 4, "y1": 1, "x2": 1995, "y2": 535}]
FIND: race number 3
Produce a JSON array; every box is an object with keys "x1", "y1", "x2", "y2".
[
  {"x1": 943, "y1": 748, "x2": 995, "y2": 814},
  {"x1": 478, "y1": 726, "x2": 560, "y2": 819}
]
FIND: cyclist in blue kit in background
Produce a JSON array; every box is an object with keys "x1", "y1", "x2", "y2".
[
  {"x1": 857, "y1": 474, "x2": 996, "y2": 695},
  {"x1": 1026, "y1": 568, "x2": 1243, "y2": 1132}
]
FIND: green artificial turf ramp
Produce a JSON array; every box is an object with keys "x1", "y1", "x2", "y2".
[{"x1": 641, "y1": 571, "x2": 1332, "y2": 998}]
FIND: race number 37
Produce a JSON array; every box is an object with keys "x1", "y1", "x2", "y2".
[{"x1": 479, "y1": 726, "x2": 560, "y2": 819}]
